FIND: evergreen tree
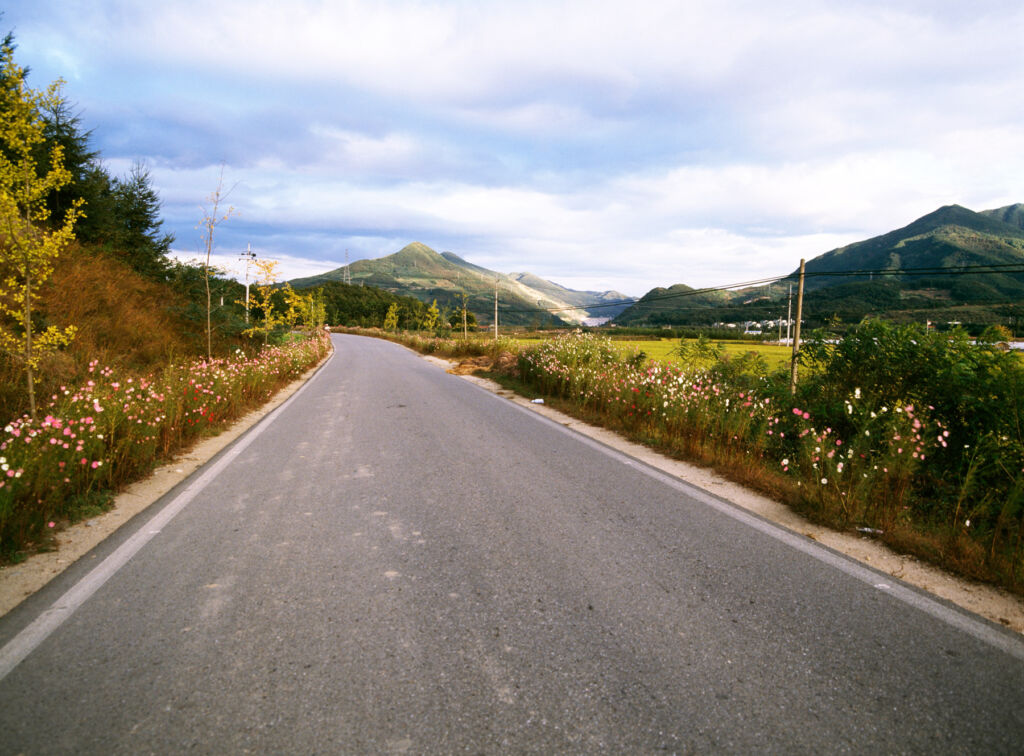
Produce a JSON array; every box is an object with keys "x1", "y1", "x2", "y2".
[
  {"x1": 35, "y1": 94, "x2": 99, "y2": 229},
  {"x1": 107, "y1": 161, "x2": 174, "y2": 280},
  {"x1": 72, "y1": 160, "x2": 117, "y2": 245}
]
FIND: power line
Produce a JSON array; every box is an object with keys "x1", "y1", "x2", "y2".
[
  {"x1": 800, "y1": 262, "x2": 1024, "y2": 280},
  {"x1": 495, "y1": 260, "x2": 1024, "y2": 317},
  {"x1": 490, "y1": 261, "x2": 1024, "y2": 317}
]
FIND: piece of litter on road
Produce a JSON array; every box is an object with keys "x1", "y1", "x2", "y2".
[
  {"x1": 531, "y1": 398, "x2": 544, "y2": 404},
  {"x1": 856, "y1": 527, "x2": 884, "y2": 535}
]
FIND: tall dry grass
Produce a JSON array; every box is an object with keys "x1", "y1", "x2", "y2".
[{"x1": 0, "y1": 246, "x2": 228, "y2": 421}]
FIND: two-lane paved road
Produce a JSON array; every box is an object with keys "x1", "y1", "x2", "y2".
[{"x1": 1, "y1": 333, "x2": 1022, "y2": 753}]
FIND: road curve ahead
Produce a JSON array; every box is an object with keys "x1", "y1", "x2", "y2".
[{"x1": 1, "y1": 333, "x2": 1022, "y2": 753}]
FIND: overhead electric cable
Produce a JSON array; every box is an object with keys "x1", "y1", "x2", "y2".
[{"x1": 490, "y1": 260, "x2": 1024, "y2": 317}]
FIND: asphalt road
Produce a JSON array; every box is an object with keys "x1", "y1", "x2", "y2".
[{"x1": 0, "y1": 333, "x2": 1022, "y2": 754}]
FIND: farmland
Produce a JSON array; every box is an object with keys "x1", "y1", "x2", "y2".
[
  {"x1": 611, "y1": 339, "x2": 792, "y2": 370},
  {"x1": 515, "y1": 336, "x2": 793, "y2": 371}
]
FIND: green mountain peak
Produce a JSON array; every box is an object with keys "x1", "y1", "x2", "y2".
[
  {"x1": 289, "y1": 243, "x2": 635, "y2": 325},
  {"x1": 615, "y1": 202, "x2": 1024, "y2": 328}
]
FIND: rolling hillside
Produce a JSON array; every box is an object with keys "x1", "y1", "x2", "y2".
[
  {"x1": 614, "y1": 204, "x2": 1024, "y2": 329},
  {"x1": 795, "y1": 204, "x2": 1024, "y2": 293},
  {"x1": 981, "y1": 202, "x2": 1024, "y2": 230},
  {"x1": 290, "y1": 242, "x2": 634, "y2": 326}
]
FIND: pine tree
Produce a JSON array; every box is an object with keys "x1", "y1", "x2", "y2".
[{"x1": 109, "y1": 161, "x2": 174, "y2": 280}]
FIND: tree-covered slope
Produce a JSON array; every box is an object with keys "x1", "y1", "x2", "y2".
[
  {"x1": 796, "y1": 205, "x2": 1024, "y2": 291},
  {"x1": 614, "y1": 204, "x2": 1024, "y2": 329},
  {"x1": 980, "y1": 203, "x2": 1024, "y2": 230}
]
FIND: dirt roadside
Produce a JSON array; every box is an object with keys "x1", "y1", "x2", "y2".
[
  {"x1": 3, "y1": 347, "x2": 1022, "y2": 636},
  {"x1": 432, "y1": 356, "x2": 1024, "y2": 636}
]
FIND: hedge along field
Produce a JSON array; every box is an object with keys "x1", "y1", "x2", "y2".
[
  {"x1": 516, "y1": 325, "x2": 1024, "y2": 593},
  {"x1": 0, "y1": 332, "x2": 330, "y2": 559}
]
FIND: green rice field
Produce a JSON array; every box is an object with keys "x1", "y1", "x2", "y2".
[
  {"x1": 612, "y1": 339, "x2": 793, "y2": 370},
  {"x1": 514, "y1": 336, "x2": 793, "y2": 371}
]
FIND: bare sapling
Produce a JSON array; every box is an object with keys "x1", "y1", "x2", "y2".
[{"x1": 197, "y1": 167, "x2": 234, "y2": 360}]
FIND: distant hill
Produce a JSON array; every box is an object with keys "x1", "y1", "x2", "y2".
[
  {"x1": 507, "y1": 272, "x2": 632, "y2": 323},
  {"x1": 614, "y1": 203, "x2": 1024, "y2": 329},
  {"x1": 981, "y1": 202, "x2": 1024, "y2": 230},
  {"x1": 290, "y1": 242, "x2": 635, "y2": 326},
  {"x1": 795, "y1": 204, "x2": 1024, "y2": 291},
  {"x1": 610, "y1": 284, "x2": 733, "y2": 326}
]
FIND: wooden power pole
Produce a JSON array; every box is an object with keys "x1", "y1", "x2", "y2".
[{"x1": 790, "y1": 259, "x2": 806, "y2": 395}]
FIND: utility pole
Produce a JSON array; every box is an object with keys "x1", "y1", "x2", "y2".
[
  {"x1": 239, "y1": 243, "x2": 257, "y2": 323},
  {"x1": 786, "y1": 284, "x2": 792, "y2": 344},
  {"x1": 343, "y1": 249, "x2": 352, "y2": 285},
  {"x1": 493, "y1": 278, "x2": 499, "y2": 339},
  {"x1": 790, "y1": 259, "x2": 806, "y2": 395}
]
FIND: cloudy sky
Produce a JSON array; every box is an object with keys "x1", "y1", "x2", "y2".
[{"x1": 7, "y1": 1, "x2": 1023, "y2": 295}]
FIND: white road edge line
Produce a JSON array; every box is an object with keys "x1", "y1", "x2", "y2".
[
  {"x1": 0, "y1": 349, "x2": 334, "y2": 683},
  {"x1": 490, "y1": 382, "x2": 1024, "y2": 663}
]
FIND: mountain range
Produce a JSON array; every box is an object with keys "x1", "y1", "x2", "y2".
[
  {"x1": 290, "y1": 202, "x2": 1023, "y2": 331},
  {"x1": 290, "y1": 242, "x2": 634, "y2": 326},
  {"x1": 614, "y1": 203, "x2": 1024, "y2": 328}
]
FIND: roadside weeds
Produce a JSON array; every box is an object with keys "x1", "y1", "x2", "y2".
[
  {"x1": 434, "y1": 355, "x2": 1024, "y2": 636},
  {"x1": 0, "y1": 352, "x2": 331, "y2": 618},
  {"x1": 3, "y1": 344, "x2": 1021, "y2": 637}
]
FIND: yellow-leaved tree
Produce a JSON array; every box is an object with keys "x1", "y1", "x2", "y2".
[
  {"x1": 243, "y1": 258, "x2": 288, "y2": 344},
  {"x1": 422, "y1": 299, "x2": 440, "y2": 333},
  {"x1": 383, "y1": 302, "x2": 399, "y2": 331},
  {"x1": 0, "y1": 41, "x2": 82, "y2": 418},
  {"x1": 284, "y1": 286, "x2": 325, "y2": 333}
]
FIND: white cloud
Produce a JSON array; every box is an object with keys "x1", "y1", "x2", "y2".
[
  {"x1": 156, "y1": 131, "x2": 1022, "y2": 294},
  {"x1": 307, "y1": 126, "x2": 424, "y2": 172},
  {"x1": 7, "y1": 0, "x2": 1023, "y2": 298},
  {"x1": 167, "y1": 250, "x2": 345, "y2": 284}
]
